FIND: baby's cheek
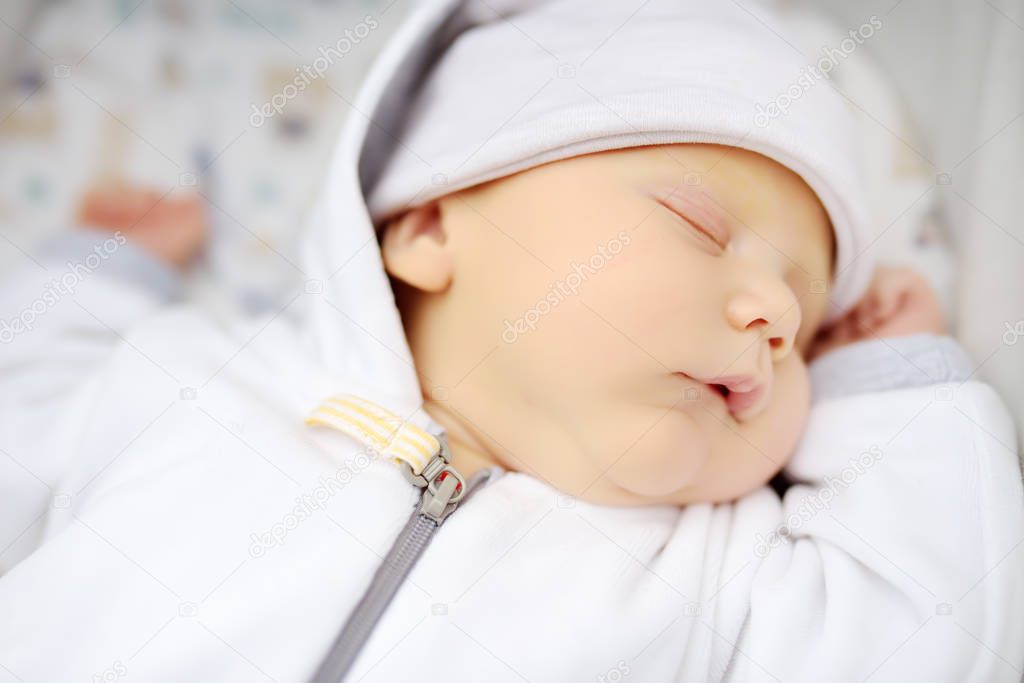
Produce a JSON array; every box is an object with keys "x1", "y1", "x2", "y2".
[
  {"x1": 735, "y1": 353, "x2": 811, "y2": 480},
  {"x1": 691, "y1": 356, "x2": 811, "y2": 503},
  {"x1": 597, "y1": 406, "x2": 712, "y2": 499}
]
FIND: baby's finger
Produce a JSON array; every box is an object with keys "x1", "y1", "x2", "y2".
[{"x1": 867, "y1": 267, "x2": 915, "y2": 322}]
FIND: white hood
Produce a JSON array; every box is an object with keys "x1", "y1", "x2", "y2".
[{"x1": 296, "y1": 0, "x2": 467, "y2": 425}]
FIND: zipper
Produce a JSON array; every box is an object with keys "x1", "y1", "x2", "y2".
[{"x1": 310, "y1": 433, "x2": 499, "y2": 683}]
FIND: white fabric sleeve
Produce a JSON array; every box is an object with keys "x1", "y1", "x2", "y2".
[
  {"x1": 0, "y1": 230, "x2": 183, "y2": 571},
  {"x1": 726, "y1": 337, "x2": 1024, "y2": 682}
]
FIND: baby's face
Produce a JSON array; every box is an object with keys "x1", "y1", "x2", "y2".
[{"x1": 386, "y1": 143, "x2": 834, "y2": 505}]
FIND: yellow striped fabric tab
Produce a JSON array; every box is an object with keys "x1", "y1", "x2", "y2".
[{"x1": 304, "y1": 394, "x2": 440, "y2": 475}]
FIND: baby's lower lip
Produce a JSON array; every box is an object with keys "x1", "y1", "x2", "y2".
[{"x1": 725, "y1": 384, "x2": 764, "y2": 417}]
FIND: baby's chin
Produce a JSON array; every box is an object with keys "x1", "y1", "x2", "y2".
[
  {"x1": 594, "y1": 374, "x2": 809, "y2": 506},
  {"x1": 603, "y1": 438, "x2": 795, "y2": 507}
]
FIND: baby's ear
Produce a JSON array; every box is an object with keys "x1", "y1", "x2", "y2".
[{"x1": 380, "y1": 200, "x2": 453, "y2": 293}]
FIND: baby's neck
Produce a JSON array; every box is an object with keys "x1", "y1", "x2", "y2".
[{"x1": 421, "y1": 397, "x2": 507, "y2": 482}]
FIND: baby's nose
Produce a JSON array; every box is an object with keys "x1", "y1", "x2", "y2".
[{"x1": 725, "y1": 289, "x2": 801, "y2": 362}]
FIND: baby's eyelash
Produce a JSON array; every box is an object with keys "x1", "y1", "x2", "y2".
[{"x1": 656, "y1": 199, "x2": 730, "y2": 250}]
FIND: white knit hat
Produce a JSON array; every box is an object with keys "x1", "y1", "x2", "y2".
[{"x1": 366, "y1": 0, "x2": 874, "y2": 321}]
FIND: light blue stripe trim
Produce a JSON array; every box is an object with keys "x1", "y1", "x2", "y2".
[{"x1": 809, "y1": 334, "x2": 976, "y2": 401}]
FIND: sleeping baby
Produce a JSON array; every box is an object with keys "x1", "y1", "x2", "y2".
[{"x1": 1, "y1": 1, "x2": 1022, "y2": 682}]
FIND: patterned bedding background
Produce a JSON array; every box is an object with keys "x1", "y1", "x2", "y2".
[{"x1": 1, "y1": 0, "x2": 413, "y2": 313}]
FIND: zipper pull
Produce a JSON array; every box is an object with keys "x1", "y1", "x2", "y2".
[{"x1": 398, "y1": 432, "x2": 467, "y2": 521}]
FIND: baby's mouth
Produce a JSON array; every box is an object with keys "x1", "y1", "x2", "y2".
[
  {"x1": 721, "y1": 381, "x2": 766, "y2": 419},
  {"x1": 678, "y1": 373, "x2": 769, "y2": 421}
]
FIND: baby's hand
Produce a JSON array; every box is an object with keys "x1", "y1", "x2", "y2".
[
  {"x1": 807, "y1": 266, "x2": 946, "y2": 361},
  {"x1": 76, "y1": 183, "x2": 207, "y2": 270}
]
